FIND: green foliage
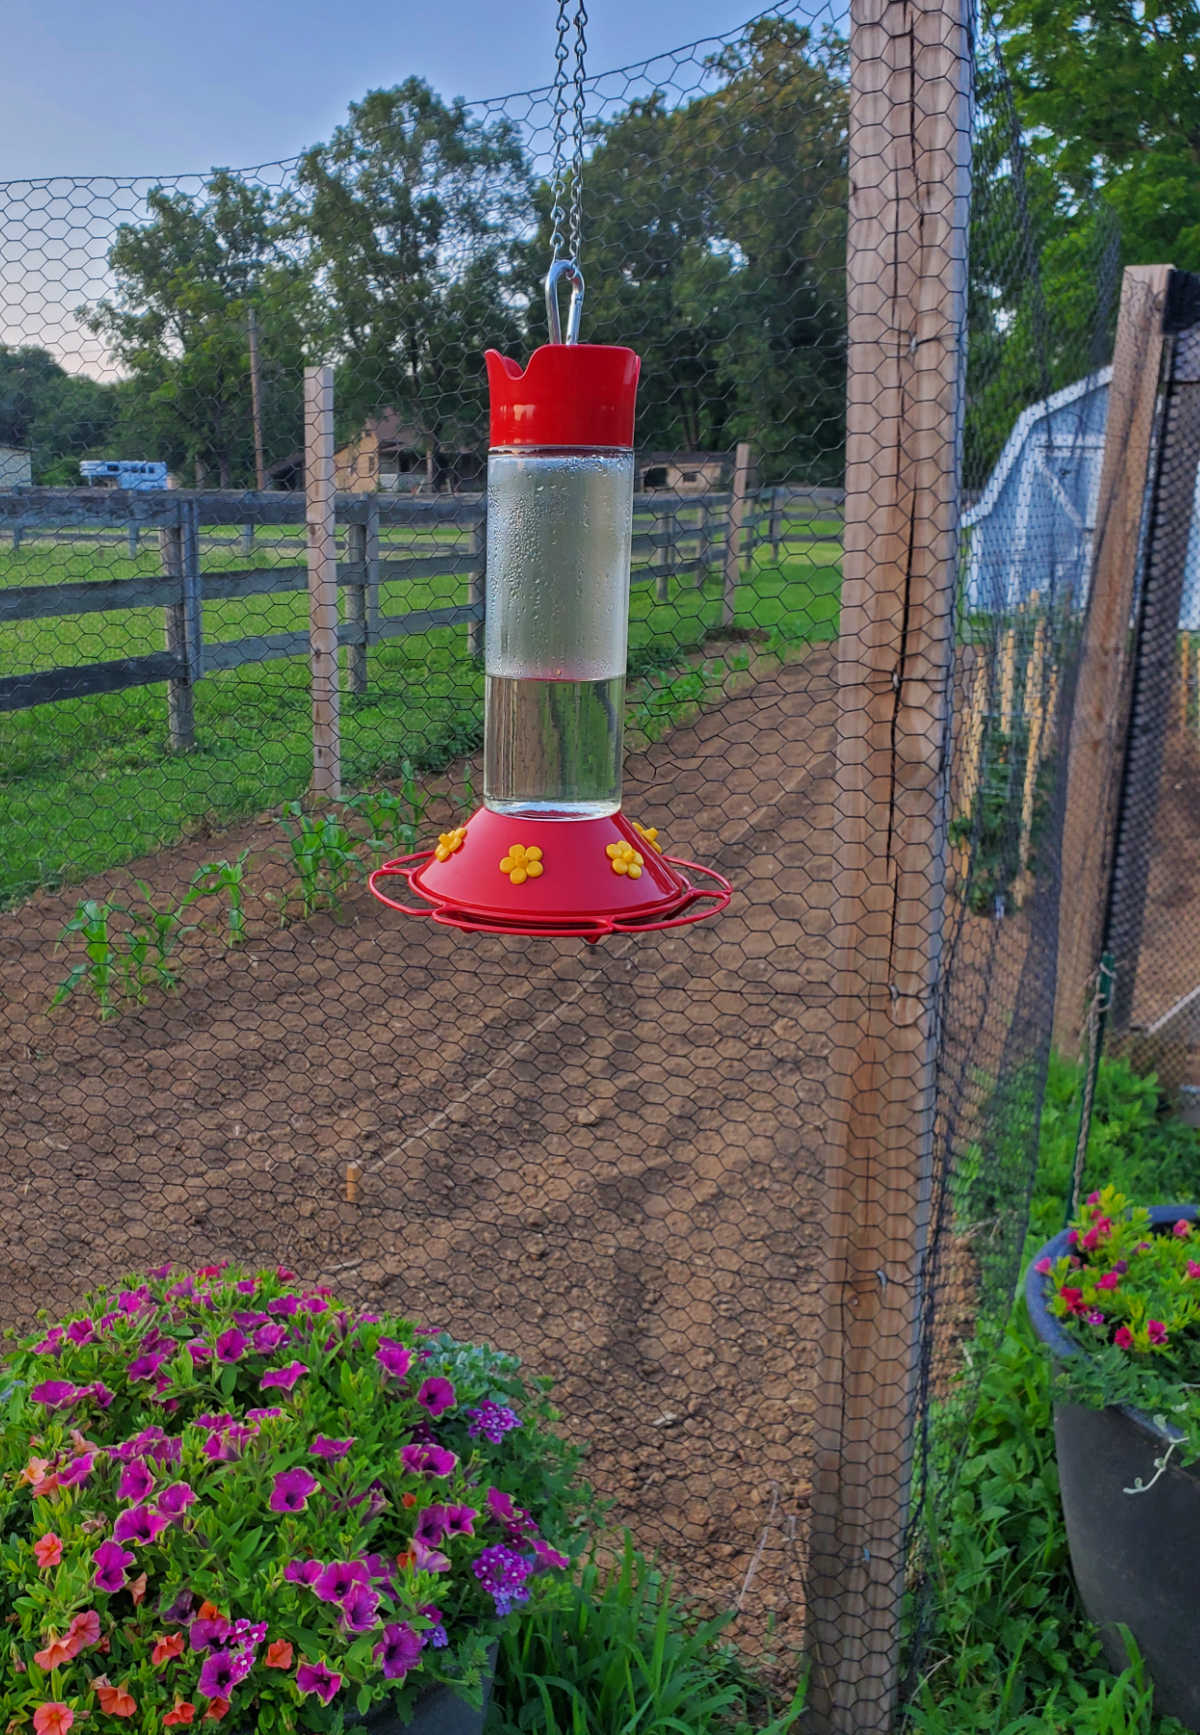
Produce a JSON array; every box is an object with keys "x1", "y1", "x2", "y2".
[
  {"x1": 50, "y1": 883, "x2": 195, "y2": 1017},
  {"x1": 186, "y1": 850, "x2": 252, "y2": 945},
  {"x1": 0, "y1": 345, "x2": 122, "y2": 483},
  {"x1": 347, "y1": 762, "x2": 428, "y2": 865},
  {"x1": 489, "y1": 1536, "x2": 805, "y2": 1735},
  {"x1": 912, "y1": 1058, "x2": 1199, "y2": 1733},
  {"x1": 274, "y1": 800, "x2": 364, "y2": 917}
]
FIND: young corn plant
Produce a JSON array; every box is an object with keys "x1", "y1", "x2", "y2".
[
  {"x1": 346, "y1": 770, "x2": 426, "y2": 867},
  {"x1": 51, "y1": 899, "x2": 120, "y2": 1019},
  {"x1": 275, "y1": 801, "x2": 364, "y2": 917},
  {"x1": 186, "y1": 851, "x2": 252, "y2": 945},
  {"x1": 121, "y1": 880, "x2": 194, "y2": 999}
]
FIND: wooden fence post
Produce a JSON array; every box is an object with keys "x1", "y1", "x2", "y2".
[
  {"x1": 769, "y1": 485, "x2": 782, "y2": 563},
  {"x1": 345, "y1": 517, "x2": 368, "y2": 697},
  {"x1": 467, "y1": 500, "x2": 485, "y2": 660},
  {"x1": 1052, "y1": 265, "x2": 1173, "y2": 1053},
  {"x1": 805, "y1": 0, "x2": 971, "y2": 1726},
  {"x1": 722, "y1": 443, "x2": 753, "y2": 626},
  {"x1": 160, "y1": 499, "x2": 201, "y2": 752},
  {"x1": 655, "y1": 503, "x2": 674, "y2": 604},
  {"x1": 696, "y1": 498, "x2": 711, "y2": 590},
  {"x1": 305, "y1": 365, "x2": 340, "y2": 800}
]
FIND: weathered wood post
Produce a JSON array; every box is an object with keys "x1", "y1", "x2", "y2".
[
  {"x1": 345, "y1": 514, "x2": 369, "y2": 698},
  {"x1": 160, "y1": 498, "x2": 200, "y2": 752},
  {"x1": 305, "y1": 365, "x2": 341, "y2": 800},
  {"x1": 1052, "y1": 265, "x2": 1172, "y2": 1053},
  {"x1": 696, "y1": 497, "x2": 712, "y2": 590},
  {"x1": 805, "y1": 0, "x2": 972, "y2": 1726},
  {"x1": 654, "y1": 502, "x2": 674, "y2": 604},
  {"x1": 722, "y1": 442, "x2": 753, "y2": 626}
]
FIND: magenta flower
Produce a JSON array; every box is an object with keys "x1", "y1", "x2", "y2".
[
  {"x1": 92, "y1": 1539, "x2": 135, "y2": 1592},
  {"x1": 66, "y1": 1318, "x2": 95, "y2": 1347},
  {"x1": 313, "y1": 1561, "x2": 368, "y2": 1604},
  {"x1": 417, "y1": 1377, "x2": 456, "y2": 1418},
  {"x1": 270, "y1": 1468, "x2": 319, "y2": 1514},
  {"x1": 376, "y1": 1336, "x2": 412, "y2": 1379},
  {"x1": 1187, "y1": 1261, "x2": 1200, "y2": 1280},
  {"x1": 187, "y1": 1340, "x2": 213, "y2": 1365},
  {"x1": 1114, "y1": 1326, "x2": 1135, "y2": 1349},
  {"x1": 57, "y1": 1452, "x2": 94, "y2": 1487},
  {"x1": 190, "y1": 1613, "x2": 231, "y2": 1651},
  {"x1": 247, "y1": 1407, "x2": 285, "y2": 1422},
  {"x1": 31, "y1": 1380, "x2": 79, "y2": 1409},
  {"x1": 260, "y1": 1361, "x2": 308, "y2": 1393},
  {"x1": 374, "y1": 1623, "x2": 423, "y2": 1680},
  {"x1": 198, "y1": 1648, "x2": 252, "y2": 1698},
  {"x1": 234, "y1": 1279, "x2": 257, "y2": 1295},
  {"x1": 486, "y1": 1487, "x2": 518, "y2": 1525},
  {"x1": 1174, "y1": 1220, "x2": 1192, "y2": 1238},
  {"x1": 215, "y1": 1328, "x2": 247, "y2": 1363},
  {"x1": 1148, "y1": 1320, "x2": 1169, "y2": 1345},
  {"x1": 309, "y1": 1435, "x2": 355, "y2": 1460},
  {"x1": 158, "y1": 1481, "x2": 196, "y2": 1517},
  {"x1": 284, "y1": 1558, "x2": 323, "y2": 1586},
  {"x1": 113, "y1": 1503, "x2": 171, "y2": 1545},
  {"x1": 127, "y1": 1349, "x2": 171, "y2": 1383},
  {"x1": 531, "y1": 1536, "x2": 570, "y2": 1572},
  {"x1": 1085, "y1": 1309, "x2": 1105, "y2": 1326},
  {"x1": 268, "y1": 1296, "x2": 300, "y2": 1318},
  {"x1": 1033, "y1": 1257, "x2": 1052, "y2": 1275},
  {"x1": 1087, "y1": 1190, "x2": 1101, "y2": 1206},
  {"x1": 117, "y1": 1461, "x2": 155, "y2": 1502},
  {"x1": 341, "y1": 1584, "x2": 381, "y2": 1632},
  {"x1": 253, "y1": 1322, "x2": 289, "y2": 1354},
  {"x1": 400, "y1": 1443, "x2": 457, "y2": 1477},
  {"x1": 444, "y1": 1504, "x2": 477, "y2": 1538},
  {"x1": 411, "y1": 1537, "x2": 451, "y2": 1573},
  {"x1": 1096, "y1": 1272, "x2": 1121, "y2": 1291},
  {"x1": 466, "y1": 1401, "x2": 521, "y2": 1443},
  {"x1": 296, "y1": 1660, "x2": 343, "y2": 1705},
  {"x1": 415, "y1": 1505, "x2": 449, "y2": 1545},
  {"x1": 33, "y1": 1327, "x2": 64, "y2": 1353}
]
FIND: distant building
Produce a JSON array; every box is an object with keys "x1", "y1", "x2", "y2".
[
  {"x1": 334, "y1": 412, "x2": 484, "y2": 494},
  {"x1": 0, "y1": 445, "x2": 32, "y2": 488},
  {"x1": 637, "y1": 451, "x2": 728, "y2": 494}
]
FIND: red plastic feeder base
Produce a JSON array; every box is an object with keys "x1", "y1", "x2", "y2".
[{"x1": 368, "y1": 807, "x2": 731, "y2": 941}]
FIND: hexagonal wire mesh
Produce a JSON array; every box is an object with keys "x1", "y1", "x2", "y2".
[{"x1": 0, "y1": 0, "x2": 1139, "y2": 1725}]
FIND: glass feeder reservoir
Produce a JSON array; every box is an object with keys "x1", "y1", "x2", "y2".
[{"x1": 368, "y1": 338, "x2": 731, "y2": 941}]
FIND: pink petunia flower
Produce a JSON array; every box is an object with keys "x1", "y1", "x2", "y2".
[
  {"x1": 1034, "y1": 1257, "x2": 1052, "y2": 1275},
  {"x1": 1114, "y1": 1325, "x2": 1135, "y2": 1350},
  {"x1": 1147, "y1": 1320, "x2": 1169, "y2": 1345},
  {"x1": 1174, "y1": 1220, "x2": 1193, "y2": 1238},
  {"x1": 33, "y1": 1533, "x2": 63, "y2": 1570}
]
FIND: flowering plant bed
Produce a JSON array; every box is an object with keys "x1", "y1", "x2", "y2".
[
  {"x1": 1035, "y1": 1188, "x2": 1200, "y2": 1460},
  {"x1": 0, "y1": 1263, "x2": 584, "y2": 1733}
]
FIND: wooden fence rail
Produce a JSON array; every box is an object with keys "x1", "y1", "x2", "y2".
[{"x1": 0, "y1": 482, "x2": 839, "y2": 726}]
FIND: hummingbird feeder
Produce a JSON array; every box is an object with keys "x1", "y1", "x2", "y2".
[{"x1": 367, "y1": 267, "x2": 732, "y2": 942}]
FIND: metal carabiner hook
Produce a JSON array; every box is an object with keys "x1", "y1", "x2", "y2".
[{"x1": 545, "y1": 258, "x2": 585, "y2": 345}]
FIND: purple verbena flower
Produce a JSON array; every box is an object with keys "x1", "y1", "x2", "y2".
[{"x1": 466, "y1": 1401, "x2": 521, "y2": 1444}]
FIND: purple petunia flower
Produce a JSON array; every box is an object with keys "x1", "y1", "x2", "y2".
[
  {"x1": 86, "y1": 1380, "x2": 115, "y2": 1410},
  {"x1": 260, "y1": 1361, "x2": 308, "y2": 1393},
  {"x1": 443, "y1": 1504, "x2": 477, "y2": 1538},
  {"x1": 313, "y1": 1560, "x2": 368, "y2": 1604},
  {"x1": 253, "y1": 1321, "x2": 289, "y2": 1354},
  {"x1": 233, "y1": 1311, "x2": 268, "y2": 1329},
  {"x1": 411, "y1": 1537, "x2": 451, "y2": 1573},
  {"x1": 246, "y1": 1407, "x2": 285, "y2": 1422},
  {"x1": 190, "y1": 1614, "x2": 231, "y2": 1652},
  {"x1": 31, "y1": 1379, "x2": 79, "y2": 1409},
  {"x1": 215, "y1": 1328, "x2": 247, "y2": 1364},
  {"x1": 113, "y1": 1502, "x2": 172, "y2": 1545},
  {"x1": 117, "y1": 1460, "x2": 156, "y2": 1502},
  {"x1": 531, "y1": 1537, "x2": 570, "y2": 1572},
  {"x1": 66, "y1": 1318, "x2": 95, "y2": 1347},
  {"x1": 270, "y1": 1468, "x2": 319, "y2": 1514},
  {"x1": 341, "y1": 1583, "x2": 381, "y2": 1632},
  {"x1": 309, "y1": 1435, "x2": 355, "y2": 1460},
  {"x1": 234, "y1": 1279, "x2": 258, "y2": 1295},
  {"x1": 92, "y1": 1538, "x2": 135, "y2": 1593},
  {"x1": 296, "y1": 1660, "x2": 343, "y2": 1704},
  {"x1": 158, "y1": 1481, "x2": 196, "y2": 1518},
  {"x1": 374, "y1": 1623, "x2": 423, "y2": 1681},
  {"x1": 33, "y1": 1326, "x2": 64, "y2": 1354},
  {"x1": 417, "y1": 1377, "x2": 456, "y2": 1418},
  {"x1": 376, "y1": 1336, "x2": 412, "y2": 1379},
  {"x1": 414, "y1": 1505, "x2": 449, "y2": 1545},
  {"x1": 466, "y1": 1401, "x2": 521, "y2": 1444},
  {"x1": 57, "y1": 1451, "x2": 94, "y2": 1487},
  {"x1": 1033, "y1": 1257, "x2": 1052, "y2": 1275},
  {"x1": 198, "y1": 1648, "x2": 253, "y2": 1698},
  {"x1": 267, "y1": 1295, "x2": 300, "y2": 1318},
  {"x1": 400, "y1": 1443, "x2": 457, "y2": 1478},
  {"x1": 284, "y1": 1558, "x2": 324, "y2": 1587},
  {"x1": 127, "y1": 1349, "x2": 172, "y2": 1383}
]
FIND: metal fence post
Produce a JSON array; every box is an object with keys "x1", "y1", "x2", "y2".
[{"x1": 345, "y1": 515, "x2": 368, "y2": 697}]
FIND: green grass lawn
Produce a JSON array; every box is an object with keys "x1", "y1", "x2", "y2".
[{"x1": 0, "y1": 525, "x2": 841, "y2": 906}]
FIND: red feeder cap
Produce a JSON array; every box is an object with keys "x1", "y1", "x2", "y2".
[{"x1": 486, "y1": 344, "x2": 640, "y2": 450}]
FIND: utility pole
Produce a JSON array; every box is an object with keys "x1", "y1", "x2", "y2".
[{"x1": 247, "y1": 305, "x2": 267, "y2": 492}]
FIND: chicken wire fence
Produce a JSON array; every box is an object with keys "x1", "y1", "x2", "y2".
[{"x1": 0, "y1": 0, "x2": 1143, "y2": 1727}]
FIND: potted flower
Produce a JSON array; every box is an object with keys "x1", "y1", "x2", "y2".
[
  {"x1": 1025, "y1": 1188, "x2": 1200, "y2": 1728},
  {"x1": 0, "y1": 1263, "x2": 585, "y2": 1735}
]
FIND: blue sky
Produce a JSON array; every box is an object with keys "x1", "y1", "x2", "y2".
[{"x1": 2, "y1": 0, "x2": 768, "y2": 180}]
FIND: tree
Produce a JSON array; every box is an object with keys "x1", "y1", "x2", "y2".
[
  {"x1": 89, "y1": 171, "x2": 308, "y2": 487},
  {"x1": 0, "y1": 345, "x2": 121, "y2": 483},
  {"x1": 296, "y1": 80, "x2": 533, "y2": 471},
  {"x1": 995, "y1": 0, "x2": 1200, "y2": 272}
]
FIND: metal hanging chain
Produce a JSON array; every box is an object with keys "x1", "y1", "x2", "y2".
[{"x1": 546, "y1": 0, "x2": 588, "y2": 343}]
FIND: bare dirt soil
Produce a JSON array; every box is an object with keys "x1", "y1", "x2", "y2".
[{"x1": 0, "y1": 649, "x2": 841, "y2": 1660}]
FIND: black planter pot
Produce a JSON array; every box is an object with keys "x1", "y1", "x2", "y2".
[
  {"x1": 362, "y1": 1648, "x2": 497, "y2": 1735},
  {"x1": 1025, "y1": 1203, "x2": 1199, "y2": 1729}
]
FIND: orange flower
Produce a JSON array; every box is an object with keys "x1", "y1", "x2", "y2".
[
  {"x1": 129, "y1": 1573, "x2": 148, "y2": 1608},
  {"x1": 66, "y1": 1612, "x2": 100, "y2": 1652},
  {"x1": 400, "y1": 1492, "x2": 418, "y2": 1509},
  {"x1": 197, "y1": 1603, "x2": 222, "y2": 1622},
  {"x1": 163, "y1": 1702, "x2": 196, "y2": 1728},
  {"x1": 395, "y1": 1548, "x2": 415, "y2": 1570},
  {"x1": 20, "y1": 1457, "x2": 50, "y2": 1486},
  {"x1": 204, "y1": 1700, "x2": 230, "y2": 1723},
  {"x1": 33, "y1": 1534, "x2": 62, "y2": 1570},
  {"x1": 33, "y1": 1633, "x2": 80, "y2": 1671},
  {"x1": 264, "y1": 1640, "x2": 293, "y2": 1669},
  {"x1": 32, "y1": 1706, "x2": 73, "y2": 1735},
  {"x1": 95, "y1": 1684, "x2": 137, "y2": 1718},
  {"x1": 152, "y1": 1633, "x2": 185, "y2": 1667}
]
